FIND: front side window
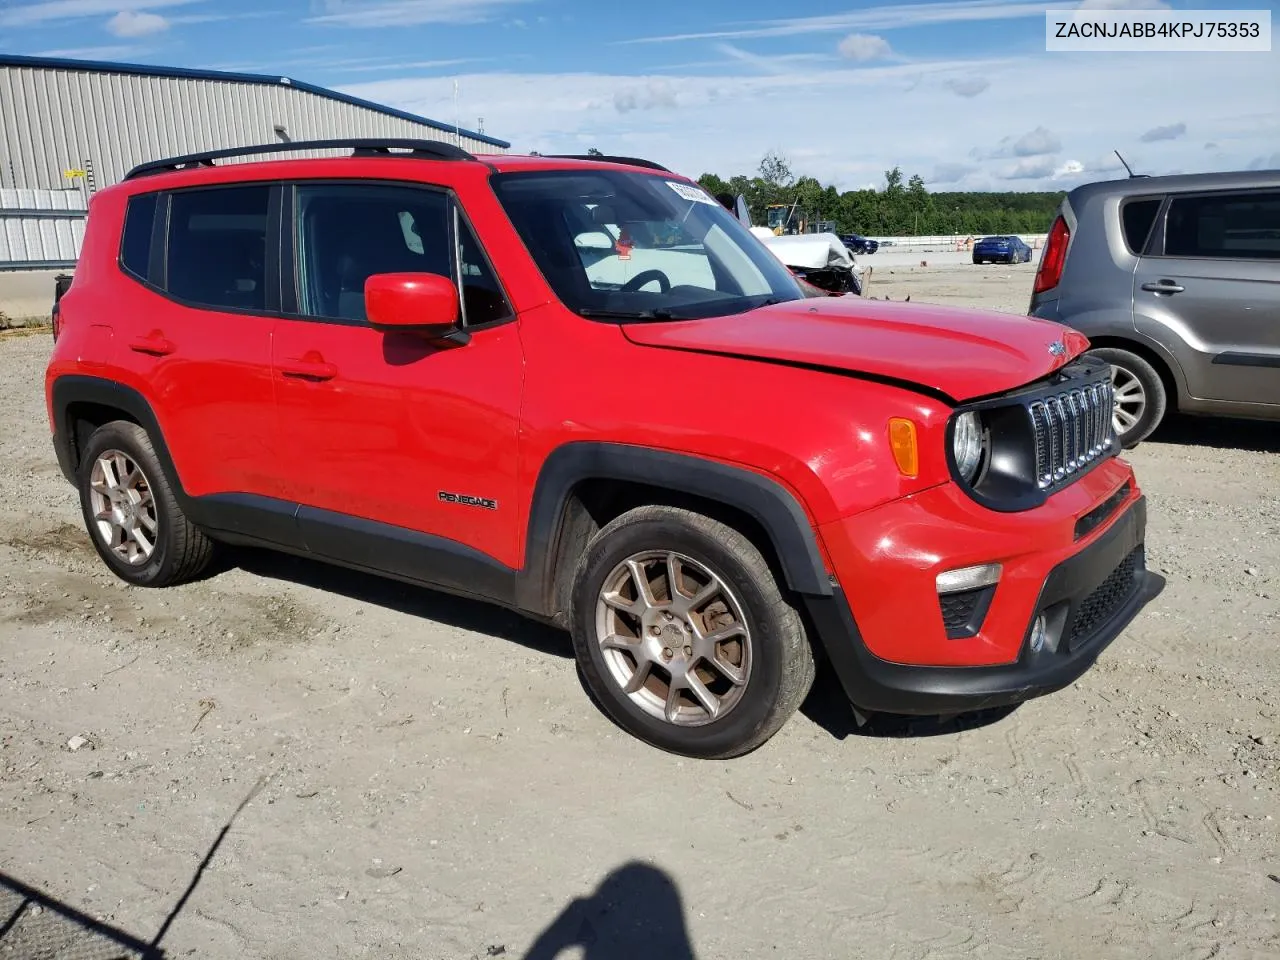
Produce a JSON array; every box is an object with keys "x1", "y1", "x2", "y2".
[
  {"x1": 294, "y1": 183, "x2": 451, "y2": 322},
  {"x1": 1163, "y1": 191, "x2": 1280, "y2": 260},
  {"x1": 165, "y1": 185, "x2": 270, "y2": 310},
  {"x1": 490, "y1": 170, "x2": 803, "y2": 320}
]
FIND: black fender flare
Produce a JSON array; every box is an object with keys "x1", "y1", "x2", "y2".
[
  {"x1": 50, "y1": 375, "x2": 183, "y2": 491},
  {"x1": 514, "y1": 442, "x2": 833, "y2": 618}
]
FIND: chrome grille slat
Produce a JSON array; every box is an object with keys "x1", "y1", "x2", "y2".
[{"x1": 1031, "y1": 377, "x2": 1115, "y2": 492}]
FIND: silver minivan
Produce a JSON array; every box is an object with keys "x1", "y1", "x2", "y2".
[{"x1": 1028, "y1": 170, "x2": 1280, "y2": 447}]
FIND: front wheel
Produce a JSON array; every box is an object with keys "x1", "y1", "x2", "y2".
[
  {"x1": 569, "y1": 505, "x2": 815, "y2": 759},
  {"x1": 1085, "y1": 347, "x2": 1168, "y2": 449}
]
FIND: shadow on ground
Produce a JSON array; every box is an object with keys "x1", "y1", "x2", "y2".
[
  {"x1": 525, "y1": 861, "x2": 696, "y2": 960},
  {"x1": 1147, "y1": 413, "x2": 1280, "y2": 454},
  {"x1": 230, "y1": 546, "x2": 572, "y2": 660},
  {"x1": 0, "y1": 872, "x2": 163, "y2": 960},
  {"x1": 0, "y1": 776, "x2": 267, "y2": 959}
]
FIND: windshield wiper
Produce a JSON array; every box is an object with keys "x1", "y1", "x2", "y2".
[{"x1": 577, "y1": 307, "x2": 687, "y2": 321}]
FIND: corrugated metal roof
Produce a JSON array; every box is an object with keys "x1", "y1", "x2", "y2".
[{"x1": 0, "y1": 53, "x2": 509, "y2": 149}]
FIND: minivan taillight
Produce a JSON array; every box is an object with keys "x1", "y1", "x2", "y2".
[{"x1": 1033, "y1": 215, "x2": 1070, "y2": 295}]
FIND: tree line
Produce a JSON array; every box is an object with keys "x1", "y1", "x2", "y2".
[{"x1": 695, "y1": 152, "x2": 1066, "y2": 237}]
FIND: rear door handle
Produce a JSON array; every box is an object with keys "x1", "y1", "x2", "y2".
[
  {"x1": 1141, "y1": 280, "x2": 1185, "y2": 294},
  {"x1": 128, "y1": 332, "x2": 176, "y2": 356},
  {"x1": 279, "y1": 353, "x2": 338, "y2": 381}
]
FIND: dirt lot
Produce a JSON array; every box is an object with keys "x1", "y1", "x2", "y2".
[{"x1": 2, "y1": 265, "x2": 1278, "y2": 959}]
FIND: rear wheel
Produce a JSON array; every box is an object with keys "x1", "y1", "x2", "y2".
[
  {"x1": 569, "y1": 505, "x2": 815, "y2": 759},
  {"x1": 77, "y1": 420, "x2": 216, "y2": 586},
  {"x1": 1085, "y1": 347, "x2": 1167, "y2": 449}
]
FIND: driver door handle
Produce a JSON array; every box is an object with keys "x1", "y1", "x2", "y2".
[
  {"x1": 279, "y1": 351, "x2": 338, "y2": 382},
  {"x1": 1141, "y1": 280, "x2": 1185, "y2": 294}
]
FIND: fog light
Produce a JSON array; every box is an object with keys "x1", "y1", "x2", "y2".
[{"x1": 1029, "y1": 614, "x2": 1048, "y2": 653}]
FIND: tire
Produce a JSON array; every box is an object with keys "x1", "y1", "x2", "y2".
[
  {"x1": 569, "y1": 505, "x2": 816, "y2": 759},
  {"x1": 77, "y1": 420, "x2": 216, "y2": 587},
  {"x1": 1085, "y1": 347, "x2": 1168, "y2": 449}
]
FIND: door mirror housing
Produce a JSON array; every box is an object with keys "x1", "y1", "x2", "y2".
[{"x1": 365, "y1": 273, "x2": 463, "y2": 340}]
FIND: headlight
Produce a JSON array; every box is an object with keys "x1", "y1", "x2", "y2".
[{"x1": 952, "y1": 411, "x2": 984, "y2": 482}]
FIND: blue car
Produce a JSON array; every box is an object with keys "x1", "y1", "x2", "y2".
[{"x1": 973, "y1": 235, "x2": 1033, "y2": 264}]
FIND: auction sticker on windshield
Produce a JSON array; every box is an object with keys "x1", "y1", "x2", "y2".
[{"x1": 666, "y1": 181, "x2": 718, "y2": 205}]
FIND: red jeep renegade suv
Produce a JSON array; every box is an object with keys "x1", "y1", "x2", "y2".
[{"x1": 45, "y1": 139, "x2": 1163, "y2": 758}]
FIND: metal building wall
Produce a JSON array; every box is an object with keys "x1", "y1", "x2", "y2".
[
  {"x1": 0, "y1": 187, "x2": 86, "y2": 269},
  {"x1": 0, "y1": 63, "x2": 506, "y2": 191}
]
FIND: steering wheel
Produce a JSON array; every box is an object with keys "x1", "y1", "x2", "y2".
[{"x1": 620, "y1": 269, "x2": 671, "y2": 293}]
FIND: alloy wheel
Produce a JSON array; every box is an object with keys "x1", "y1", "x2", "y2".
[
  {"x1": 88, "y1": 449, "x2": 158, "y2": 565},
  {"x1": 594, "y1": 550, "x2": 753, "y2": 727},
  {"x1": 1110, "y1": 364, "x2": 1147, "y2": 435}
]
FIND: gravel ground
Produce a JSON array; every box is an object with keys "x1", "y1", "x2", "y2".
[{"x1": 2, "y1": 268, "x2": 1278, "y2": 960}]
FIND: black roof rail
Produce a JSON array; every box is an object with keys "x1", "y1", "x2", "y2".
[
  {"x1": 548, "y1": 154, "x2": 671, "y2": 172},
  {"x1": 125, "y1": 138, "x2": 475, "y2": 180}
]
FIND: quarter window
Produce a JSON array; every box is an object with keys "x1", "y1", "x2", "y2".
[
  {"x1": 165, "y1": 186, "x2": 271, "y2": 310},
  {"x1": 1164, "y1": 191, "x2": 1280, "y2": 260},
  {"x1": 120, "y1": 192, "x2": 158, "y2": 281},
  {"x1": 1120, "y1": 198, "x2": 1162, "y2": 255}
]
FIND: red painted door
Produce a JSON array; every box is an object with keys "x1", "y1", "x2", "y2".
[
  {"x1": 271, "y1": 180, "x2": 525, "y2": 570},
  {"x1": 112, "y1": 183, "x2": 283, "y2": 502}
]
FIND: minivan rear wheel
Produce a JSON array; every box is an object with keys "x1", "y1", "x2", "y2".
[{"x1": 1085, "y1": 347, "x2": 1167, "y2": 449}]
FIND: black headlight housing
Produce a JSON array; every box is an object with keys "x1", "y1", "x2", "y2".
[{"x1": 946, "y1": 357, "x2": 1118, "y2": 512}]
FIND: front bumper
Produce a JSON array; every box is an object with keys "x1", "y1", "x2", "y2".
[{"x1": 806, "y1": 474, "x2": 1164, "y2": 715}]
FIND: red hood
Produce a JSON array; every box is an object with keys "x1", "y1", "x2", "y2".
[{"x1": 620, "y1": 297, "x2": 1087, "y2": 402}]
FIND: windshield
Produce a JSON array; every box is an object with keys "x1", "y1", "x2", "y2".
[{"x1": 490, "y1": 169, "x2": 803, "y2": 320}]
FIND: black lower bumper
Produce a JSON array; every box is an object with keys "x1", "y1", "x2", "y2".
[{"x1": 805, "y1": 496, "x2": 1165, "y2": 716}]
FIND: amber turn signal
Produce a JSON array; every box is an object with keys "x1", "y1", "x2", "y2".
[{"x1": 888, "y1": 418, "x2": 919, "y2": 477}]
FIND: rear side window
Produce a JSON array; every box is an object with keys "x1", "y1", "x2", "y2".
[
  {"x1": 1120, "y1": 198, "x2": 1161, "y2": 255},
  {"x1": 120, "y1": 192, "x2": 158, "y2": 281},
  {"x1": 165, "y1": 185, "x2": 272, "y2": 310},
  {"x1": 1163, "y1": 191, "x2": 1280, "y2": 260}
]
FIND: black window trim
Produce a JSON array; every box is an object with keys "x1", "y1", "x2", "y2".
[
  {"x1": 1147, "y1": 186, "x2": 1280, "y2": 263},
  {"x1": 116, "y1": 181, "x2": 284, "y2": 319},
  {"x1": 451, "y1": 198, "x2": 516, "y2": 331},
  {"x1": 279, "y1": 177, "x2": 516, "y2": 331}
]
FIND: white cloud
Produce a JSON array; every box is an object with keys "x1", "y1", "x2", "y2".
[
  {"x1": 1053, "y1": 159, "x2": 1084, "y2": 178},
  {"x1": 1014, "y1": 126, "x2": 1061, "y2": 156},
  {"x1": 308, "y1": 0, "x2": 531, "y2": 27},
  {"x1": 622, "y1": 1, "x2": 1060, "y2": 44},
  {"x1": 838, "y1": 33, "x2": 892, "y2": 62},
  {"x1": 32, "y1": 43, "x2": 140, "y2": 58},
  {"x1": 1248, "y1": 153, "x2": 1280, "y2": 170},
  {"x1": 0, "y1": 0, "x2": 197, "y2": 28},
  {"x1": 947, "y1": 76, "x2": 989, "y2": 98},
  {"x1": 1139, "y1": 122, "x2": 1187, "y2": 143},
  {"x1": 339, "y1": 52, "x2": 1279, "y2": 191},
  {"x1": 106, "y1": 9, "x2": 168, "y2": 35},
  {"x1": 1006, "y1": 155, "x2": 1058, "y2": 179},
  {"x1": 976, "y1": 125, "x2": 1062, "y2": 160},
  {"x1": 933, "y1": 162, "x2": 977, "y2": 184}
]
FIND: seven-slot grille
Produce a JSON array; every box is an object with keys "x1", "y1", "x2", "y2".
[{"x1": 1029, "y1": 379, "x2": 1115, "y2": 490}]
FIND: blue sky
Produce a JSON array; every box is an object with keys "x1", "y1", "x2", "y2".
[{"x1": 3, "y1": 0, "x2": 1278, "y2": 190}]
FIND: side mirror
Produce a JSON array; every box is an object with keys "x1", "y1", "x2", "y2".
[{"x1": 365, "y1": 273, "x2": 463, "y2": 341}]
